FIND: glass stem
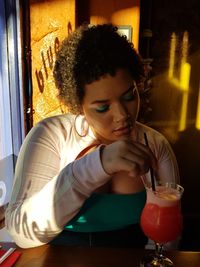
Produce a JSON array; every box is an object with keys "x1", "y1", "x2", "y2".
[{"x1": 155, "y1": 243, "x2": 164, "y2": 259}]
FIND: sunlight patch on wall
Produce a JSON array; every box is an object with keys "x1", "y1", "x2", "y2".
[
  {"x1": 195, "y1": 83, "x2": 200, "y2": 130},
  {"x1": 168, "y1": 31, "x2": 191, "y2": 132}
]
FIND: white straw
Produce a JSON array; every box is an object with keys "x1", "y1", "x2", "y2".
[{"x1": 0, "y1": 247, "x2": 16, "y2": 264}]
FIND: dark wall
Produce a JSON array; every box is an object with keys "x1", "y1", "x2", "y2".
[{"x1": 139, "y1": 0, "x2": 200, "y2": 250}]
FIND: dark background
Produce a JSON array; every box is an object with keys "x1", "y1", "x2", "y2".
[{"x1": 139, "y1": 0, "x2": 200, "y2": 251}]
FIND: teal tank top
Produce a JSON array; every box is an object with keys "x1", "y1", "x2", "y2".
[{"x1": 65, "y1": 190, "x2": 146, "y2": 232}]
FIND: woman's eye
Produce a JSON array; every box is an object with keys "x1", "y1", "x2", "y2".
[
  {"x1": 95, "y1": 105, "x2": 109, "y2": 113},
  {"x1": 123, "y1": 91, "x2": 136, "y2": 101}
]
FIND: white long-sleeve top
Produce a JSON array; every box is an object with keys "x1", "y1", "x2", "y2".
[{"x1": 5, "y1": 114, "x2": 179, "y2": 248}]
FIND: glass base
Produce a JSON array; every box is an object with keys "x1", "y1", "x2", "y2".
[{"x1": 140, "y1": 253, "x2": 174, "y2": 267}]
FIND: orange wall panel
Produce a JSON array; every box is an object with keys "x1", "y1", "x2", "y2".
[{"x1": 89, "y1": 0, "x2": 140, "y2": 49}]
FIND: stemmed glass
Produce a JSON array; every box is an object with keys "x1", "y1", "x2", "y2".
[{"x1": 140, "y1": 181, "x2": 184, "y2": 267}]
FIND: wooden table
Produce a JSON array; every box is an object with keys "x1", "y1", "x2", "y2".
[{"x1": 1, "y1": 243, "x2": 200, "y2": 267}]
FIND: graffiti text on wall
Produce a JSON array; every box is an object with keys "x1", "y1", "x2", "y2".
[{"x1": 35, "y1": 37, "x2": 60, "y2": 93}]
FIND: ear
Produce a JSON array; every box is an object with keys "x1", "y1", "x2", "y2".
[{"x1": 79, "y1": 106, "x2": 84, "y2": 115}]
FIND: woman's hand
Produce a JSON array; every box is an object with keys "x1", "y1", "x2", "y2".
[{"x1": 101, "y1": 140, "x2": 157, "y2": 178}]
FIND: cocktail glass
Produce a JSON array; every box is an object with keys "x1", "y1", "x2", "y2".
[{"x1": 140, "y1": 182, "x2": 184, "y2": 267}]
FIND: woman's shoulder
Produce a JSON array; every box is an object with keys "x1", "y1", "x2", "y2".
[
  {"x1": 24, "y1": 113, "x2": 77, "y2": 143},
  {"x1": 37, "y1": 113, "x2": 76, "y2": 127},
  {"x1": 136, "y1": 121, "x2": 169, "y2": 146},
  {"x1": 32, "y1": 113, "x2": 76, "y2": 133}
]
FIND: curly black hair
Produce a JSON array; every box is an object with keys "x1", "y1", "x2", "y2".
[{"x1": 53, "y1": 23, "x2": 144, "y2": 114}]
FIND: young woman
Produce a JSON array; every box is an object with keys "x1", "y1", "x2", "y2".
[{"x1": 5, "y1": 24, "x2": 179, "y2": 248}]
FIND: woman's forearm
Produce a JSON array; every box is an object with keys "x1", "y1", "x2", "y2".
[{"x1": 5, "y1": 147, "x2": 110, "y2": 248}]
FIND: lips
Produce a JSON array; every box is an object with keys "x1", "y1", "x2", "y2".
[{"x1": 113, "y1": 125, "x2": 132, "y2": 136}]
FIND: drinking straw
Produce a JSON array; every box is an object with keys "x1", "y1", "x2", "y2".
[
  {"x1": 0, "y1": 248, "x2": 16, "y2": 264},
  {"x1": 144, "y1": 132, "x2": 156, "y2": 192}
]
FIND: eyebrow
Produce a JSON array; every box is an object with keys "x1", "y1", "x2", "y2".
[{"x1": 91, "y1": 84, "x2": 137, "y2": 104}]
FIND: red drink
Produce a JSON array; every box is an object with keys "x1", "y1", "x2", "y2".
[{"x1": 140, "y1": 186, "x2": 183, "y2": 244}]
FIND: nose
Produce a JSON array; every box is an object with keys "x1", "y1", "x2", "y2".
[{"x1": 113, "y1": 103, "x2": 129, "y2": 123}]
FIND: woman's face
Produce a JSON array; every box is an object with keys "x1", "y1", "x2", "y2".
[{"x1": 82, "y1": 69, "x2": 140, "y2": 144}]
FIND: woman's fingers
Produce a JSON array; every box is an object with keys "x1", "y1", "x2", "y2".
[
  {"x1": 127, "y1": 141, "x2": 156, "y2": 166},
  {"x1": 101, "y1": 140, "x2": 157, "y2": 176},
  {"x1": 122, "y1": 153, "x2": 150, "y2": 175}
]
